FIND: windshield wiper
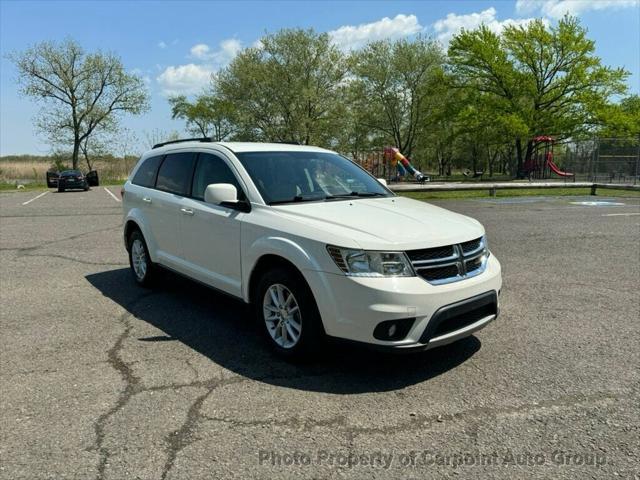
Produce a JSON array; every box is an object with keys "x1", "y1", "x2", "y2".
[
  {"x1": 269, "y1": 194, "x2": 327, "y2": 205},
  {"x1": 270, "y1": 191, "x2": 387, "y2": 205},
  {"x1": 325, "y1": 191, "x2": 388, "y2": 200}
]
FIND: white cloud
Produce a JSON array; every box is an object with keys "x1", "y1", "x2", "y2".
[
  {"x1": 158, "y1": 41, "x2": 167, "y2": 49},
  {"x1": 157, "y1": 39, "x2": 243, "y2": 96},
  {"x1": 156, "y1": 64, "x2": 214, "y2": 96},
  {"x1": 190, "y1": 43, "x2": 210, "y2": 59},
  {"x1": 433, "y1": 7, "x2": 540, "y2": 45},
  {"x1": 189, "y1": 39, "x2": 243, "y2": 64},
  {"x1": 329, "y1": 14, "x2": 423, "y2": 50},
  {"x1": 516, "y1": 0, "x2": 639, "y2": 19}
]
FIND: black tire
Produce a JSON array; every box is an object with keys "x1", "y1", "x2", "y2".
[
  {"x1": 58, "y1": 187, "x2": 65, "y2": 192},
  {"x1": 84, "y1": 184, "x2": 89, "y2": 191},
  {"x1": 127, "y1": 230, "x2": 157, "y2": 287},
  {"x1": 254, "y1": 266, "x2": 324, "y2": 359}
]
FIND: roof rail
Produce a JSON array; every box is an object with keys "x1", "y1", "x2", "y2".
[{"x1": 152, "y1": 137, "x2": 213, "y2": 149}]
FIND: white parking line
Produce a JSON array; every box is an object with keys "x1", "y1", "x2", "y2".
[
  {"x1": 104, "y1": 187, "x2": 121, "y2": 202},
  {"x1": 601, "y1": 212, "x2": 640, "y2": 217},
  {"x1": 21, "y1": 191, "x2": 49, "y2": 206}
]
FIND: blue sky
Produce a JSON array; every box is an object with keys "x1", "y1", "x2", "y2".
[{"x1": 1, "y1": 0, "x2": 639, "y2": 155}]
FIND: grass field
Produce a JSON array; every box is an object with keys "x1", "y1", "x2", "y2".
[{"x1": 0, "y1": 157, "x2": 134, "y2": 187}]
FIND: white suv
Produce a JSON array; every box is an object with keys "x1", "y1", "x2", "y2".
[{"x1": 122, "y1": 140, "x2": 502, "y2": 358}]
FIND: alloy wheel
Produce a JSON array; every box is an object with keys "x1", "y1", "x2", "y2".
[
  {"x1": 131, "y1": 239, "x2": 147, "y2": 280},
  {"x1": 262, "y1": 283, "x2": 302, "y2": 348}
]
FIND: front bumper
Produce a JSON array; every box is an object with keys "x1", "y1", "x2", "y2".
[
  {"x1": 304, "y1": 254, "x2": 502, "y2": 350},
  {"x1": 59, "y1": 180, "x2": 86, "y2": 189}
]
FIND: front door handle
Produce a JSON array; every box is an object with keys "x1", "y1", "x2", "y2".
[
  {"x1": 142, "y1": 197, "x2": 152, "y2": 204},
  {"x1": 180, "y1": 207, "x2": 194, "y2": 216}
]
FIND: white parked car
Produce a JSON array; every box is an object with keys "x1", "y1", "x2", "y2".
[{"x1": 122, "y1": 140, "x2": 502, "y2": 358}]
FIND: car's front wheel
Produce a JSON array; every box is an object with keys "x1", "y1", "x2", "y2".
[
  {"x1": 255, "y1": 267, "x2": 324, "y2": 359},
  {"x1": 128, "y1": 230, "x2": 157, "y2": 287}
]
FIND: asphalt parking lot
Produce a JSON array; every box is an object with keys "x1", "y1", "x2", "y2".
[{"x1": 1, "y1": 187, "x2": 639, "y2": 479}]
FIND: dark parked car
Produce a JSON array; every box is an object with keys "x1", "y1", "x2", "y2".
[
  {"x1": 57, "y1": 170, "x2": 89, "y2": 192},
  {"x1": 47, "y1": 169, "x2": 99, "y2": 190}
]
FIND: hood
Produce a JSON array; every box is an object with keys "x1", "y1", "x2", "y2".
[{"x1": 271, "y1": 196, "x2": 484, "y2": 251}]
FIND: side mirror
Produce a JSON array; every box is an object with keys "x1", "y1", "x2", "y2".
[
  {"x1": 204, "y1": 183, "x2": 238, "y2": 204},
  {"x1": 377, "y1": 178, "x2": 388, "y2": 187}
]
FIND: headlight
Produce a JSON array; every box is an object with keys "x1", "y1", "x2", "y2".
[{"x1": 326, "y1": 245, "x2": 414, "y2": 277}]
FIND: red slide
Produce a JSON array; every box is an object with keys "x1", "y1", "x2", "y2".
[{"x1": 547, "y1": 159, "x2": 574, "y2": 177}]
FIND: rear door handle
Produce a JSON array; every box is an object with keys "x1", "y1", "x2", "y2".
[
  {"x1": 180, "y1": 207, "x2": 194, "y2": 216},
  {"x1": 142, "y1": 197, "x2": 152, "y2": 203}
]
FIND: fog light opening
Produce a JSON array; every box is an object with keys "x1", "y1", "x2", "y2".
[{"x1": 373, "y1": 318, "x2": 415, "y2": 341}]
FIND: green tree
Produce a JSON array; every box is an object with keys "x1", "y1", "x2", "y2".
[
  {"x1": 9, "y1": 39, "x2": 149, "y2": 169},
  {"x1": 168, "y1": 89, "x2": 236, "y2": 141},
  {"x1": 596, "y1": 95, "x2": 640, "y2": 138},
  {"x1": 216, "y1": 29, "x2": 348, "y2": 145},
  {"x1": 78, "y1": 122, "x2": 115, "y2": 171},
  {"x1": 448, "y1": 16, "x2": 628, "y2": 177},
  {"x1": 349, "y1": 37, "x2": 445, "y2": 158}
]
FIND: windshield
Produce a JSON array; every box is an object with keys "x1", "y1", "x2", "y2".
[
  {"x1": 61, "y1": 170, "x2": 81, "y2": 176},
  {"x1": 235, "y1": 151, "x2": 392, "y2": 205}
]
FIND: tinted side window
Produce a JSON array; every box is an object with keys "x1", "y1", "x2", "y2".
[
  {"x1": 191, "y1": 153, "x2": 242, "y2": 201},
  {"x1": 155, "y1": 152, "x2": 197, "y2": 195},
  {"x1": 131, "y1": 156, "x2": 163, "y2": 188}
]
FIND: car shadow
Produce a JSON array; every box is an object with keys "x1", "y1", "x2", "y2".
[{"x1": 85, "y1": 268, "x2": 481, "y2": 394}]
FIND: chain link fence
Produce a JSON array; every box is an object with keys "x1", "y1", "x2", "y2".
[{"x1": 555, "y1": 137, "x2": 639, "y2": 184}]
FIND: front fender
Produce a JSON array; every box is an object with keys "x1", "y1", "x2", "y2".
[
  {"x1": 124, "y1": 209, "x2": 158, "y2": 262},
  {"x1": 242, "y1": 236, "x2": 325, "y2": 302}
]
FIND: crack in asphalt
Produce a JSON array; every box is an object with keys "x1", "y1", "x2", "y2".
[
  {"x1": 0, "y1": 224, "x2": 121, "y2": 255},
  {"x1": 201, "y1": 413, "x2": 349, "y2": 431},
  {"x1": 343, "y1": 391, "x2": 632, "y2": 439},
  {"x1": 23, "y1": 252, "x2": 127, "y2": 267},
  {"x1": 159, "y1": 375, "x2": 247, "y2": 480},
  {"x1": 6, "y1": 360, "x2": 127, "y2": 377},
  {"x1": 184, "y1": 358, "x2": 199, "y2": 383},
  {"x1": 198, "y1": 390, "x2": 633, "y2": 442},
  {"x1": 91, "y1": 293, "x2": 154, "y2": 480},
  {"x1": 0, "y1": 224, "x2": 126, "y2": 267},
  {"x1": 86, "y1": 291, "x2": 253, "y2": 480}
]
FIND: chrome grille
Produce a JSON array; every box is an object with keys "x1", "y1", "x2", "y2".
[
  {"x1": 465, "y1": 256, "x2": 484, "y2": 274},
  {"x1": 408, "y1": 245, "x2": 455, "y2": 262},
  {"x1": 461, "y1": 238, "x2": 482, "y2": 255},
  {"x1": 407, "y1": 237, "x2": 489, "y2": 285},
  {"x1": 419, "y1": 264, "x2": 460, "y2": 282}
]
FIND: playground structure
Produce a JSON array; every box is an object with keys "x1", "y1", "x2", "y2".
[
  {"x1": 351, "y1": 137, "x2": 638, "y2": 184},
  {"x1": 523, "y1": 136, "x2": 574, "y2": 179},
  {"x1": 352, "y1": 147, "x2": 429, "y2": 183},
  {"x1": 352, "y1": 150, "x2": 388, "y2": 180},
  {"x1": 383, "y1": 147, "x2": 429, "y2": 183}
]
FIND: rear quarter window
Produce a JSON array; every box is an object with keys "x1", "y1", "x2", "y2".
[{"x1": 132, "y1": 156, "x2": 163, "y2": 188}]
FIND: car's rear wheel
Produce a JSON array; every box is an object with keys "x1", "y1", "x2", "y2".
[
  {"x1": 128, "y1": 230, "x2": 156, "y2": 287},
  {"x1": 58, "y1": 186, "x2": 65, "y2": 192},
  {"x1": 255, "y1": 267, "x2": 324, "y2": 359}
]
